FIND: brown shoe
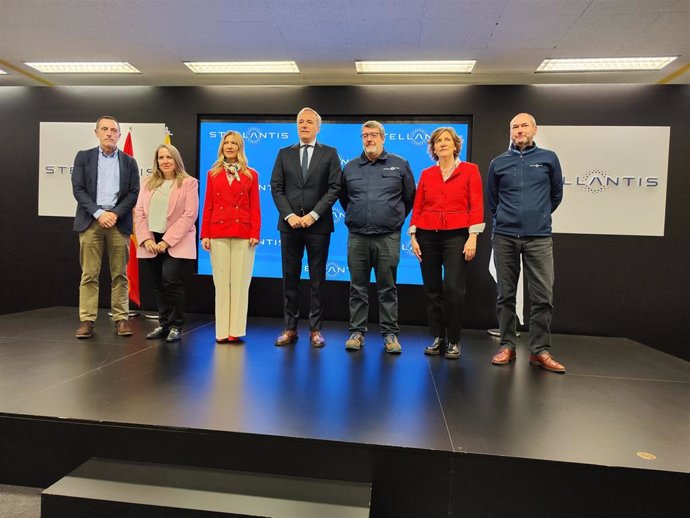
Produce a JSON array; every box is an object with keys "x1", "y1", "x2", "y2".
[
  {"x1": 310, "y1": 330, "x2": 326, "y2": 348},
  {"x1": 529, "y1": 352, "x2": 566, "y2": 373},
  {"x1": 492, "y1": 347, "x2": 516, "y2": 365},
  {"x1": 76, "y1": 321, "x2": 94, "y2": 339},
  {"x1": 115, "y1": 319, "x2": 133, "y2": 336},
  {"x1": 275, "y1": 329, "x2": 298, "y2": 346}
]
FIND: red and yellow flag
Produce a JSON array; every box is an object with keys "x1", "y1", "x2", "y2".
[{"x1": 123, "y1": 130, "x2": 140, "y2": 307}]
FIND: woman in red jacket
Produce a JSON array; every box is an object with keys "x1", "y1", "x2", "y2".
[
  {"x1": 200, "y1": 131, "x2": 261, "y2": 343},
  {"x1": 410, "y1": 127, "x2": 484, "y2": 359}
]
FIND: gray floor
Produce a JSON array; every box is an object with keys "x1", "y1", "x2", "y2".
[{"x1": 0, "y1": 484, "x2": 41, "y2": 518}]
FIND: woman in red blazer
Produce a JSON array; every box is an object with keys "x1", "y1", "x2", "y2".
[
  {"x1": 200, "y1": 130, "x2": 261, "y2": 343},
  {"x1": 134, "y1": 144, "x2": 199, "y2": 342},
  {"x1": 410, "y1": 127, "x2": 485, "y2": 359}
]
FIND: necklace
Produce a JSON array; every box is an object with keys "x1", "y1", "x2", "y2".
[{"x1": 439, "y1": 159, "x2": 459, "y2": 179}]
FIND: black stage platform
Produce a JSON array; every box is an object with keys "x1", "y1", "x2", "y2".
[{"x1": 1, "y1": 307, "x2": 688, "y2": 517}]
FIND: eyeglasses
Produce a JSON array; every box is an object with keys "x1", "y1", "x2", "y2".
[{"x1": 361, "y1": 132, "x2": 381, "y2": 139}]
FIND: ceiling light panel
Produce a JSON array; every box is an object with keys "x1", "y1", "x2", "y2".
[
  {"x1": 536, "y1": 57, "x2": 678, "y2": 73},
  {"x1": 356, "y1": 60, "x2": 476, "y2": 74},
  {"x1": 24, "y1": 62, "x2": 140, "y2": 73},
  {"x1": 184, "y1": 61, "x2": 300, "y2": 74}
]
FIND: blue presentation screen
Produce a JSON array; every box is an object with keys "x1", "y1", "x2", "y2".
[{"x1": 197, "y1": 118, "x2": 471, "y2": 285}]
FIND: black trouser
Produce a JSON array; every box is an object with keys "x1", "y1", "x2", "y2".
[
  {"x1": 280, "y1": 230, "x2": 331, "y2": 331},
  {"x1": 143, "y1": 232, "x2": 188, "y2": 330},
  {"x1": 416, "y1": 228, "x2": 469, "y2": 343}
]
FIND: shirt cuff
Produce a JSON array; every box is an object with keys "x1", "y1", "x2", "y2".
[
  {"x1": 469, "y1": 223, "x2": 486, "y2": 234},
  {"x1": 93, "y1": 209, "x2": 104, "y2": 219},
  {"x1": 284, "y1": 213, "x2": 296, "y2": 221},
  {"x1": 408, "y1": 225, "x2": 417, "y2": 235},
  {"x1": 309, "y1": 211, "x2": 319, "y2": 221}
]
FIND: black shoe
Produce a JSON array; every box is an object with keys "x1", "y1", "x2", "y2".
[
  {"x1": 424, "y1": 337, "x2": 446, "y2": 355},
  {"x1": 444, "y1": 342, "x2": 461, "y2": 359},
  {"x1": 166, "y1": 328, "x2": 181, "y2": 342},
  {"x1": 146, "y1": 326, "x2": 169, "y2": 339}
]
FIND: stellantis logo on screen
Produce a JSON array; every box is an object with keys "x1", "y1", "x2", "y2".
[
  {"x1": 387, "y1": 128, "x2": 430, "y2": 146},
  {"x1": 333, "y1": 207, "x2": 345, "y2": 225},
  {"x1": 564, "y1": 169, "x2": 659, "y2": 194},
  {"x1": 208, "y1": 129, "x2": 290, "y2": 144}
]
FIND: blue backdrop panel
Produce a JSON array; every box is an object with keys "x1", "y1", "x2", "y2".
[{"x1": 198, "y1": 119, "x2": 470, "y2": 285}]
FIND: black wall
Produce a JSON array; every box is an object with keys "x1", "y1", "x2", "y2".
[{"x1": 0, "y1": 85, "x2": 688, "y2": 360}]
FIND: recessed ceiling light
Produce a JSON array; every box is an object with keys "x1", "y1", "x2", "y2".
[
  {"x1": 0, "y1": 69, "x2": 7, "y2": 75},
  {"x1": 355, "y1": 60, "x2": 476, "y2": 74},
  {"x1": 24, "y1": 62, "x2": 140, "y2": 73},
  {"x1": 536, "y1": 57, "x2": 678, "y2": 72},
  {"x1": 184, "y1": 61, "x2": 300, "y2": 74}
]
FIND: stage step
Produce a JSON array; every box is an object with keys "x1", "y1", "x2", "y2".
[{"x1": 41, "y1": 458, "x2": 371, "y2": 518}]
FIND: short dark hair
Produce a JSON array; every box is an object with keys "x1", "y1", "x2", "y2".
[{"x1": 95, "y1": 115, "x2": 120, "y2": 131}]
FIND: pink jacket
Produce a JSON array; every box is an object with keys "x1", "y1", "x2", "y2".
[{"x1": 134, "y1": 176, "x2": 199, "y2": 259}]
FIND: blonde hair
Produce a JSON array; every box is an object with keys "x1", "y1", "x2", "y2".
[
  {"x1": 147, "y1": 144, "x2": 190, "y2": 190},
  {"x1": 427, "y1": 127, "x2": 463, "y2": 162},
  {"x1": 210, "y1": 130, "x2": 253, "y2": 179}
]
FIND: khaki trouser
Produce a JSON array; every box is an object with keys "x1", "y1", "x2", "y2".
[
  {"x1": 209, "y1": 238, "x2": 256, "y2": 339},
  {"x1": 78, "y1": 222, "x2": 130, "y2": 322}
]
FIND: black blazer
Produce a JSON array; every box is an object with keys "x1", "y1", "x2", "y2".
[
  {"x1": 270, "y1": 142, "x2": 342, "y2": 234},
  {"x1": 71, "y1": 147, "x2": 140, "y2": 234}
]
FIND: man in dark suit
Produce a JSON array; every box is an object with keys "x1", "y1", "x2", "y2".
[
  {"x1": 72, "y1": 115, "x2": 140, "y2": 338},
  {"x1": 270, "y1": 107, "x2": 342, "y2": 347}
]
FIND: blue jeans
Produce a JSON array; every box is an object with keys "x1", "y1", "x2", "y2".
[
  {"x1": 347, "y1": 232, "x2": 400, "y2": 336},
  {"x1": 492, "y1": 234, "x2": 554, "y2": 354}
]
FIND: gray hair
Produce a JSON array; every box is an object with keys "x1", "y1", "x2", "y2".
[
  {"x1": 361, "y1": 120, "x2": 385, "y2": 138},
  {"x1": 297, "y1": 107, "x2": 322, "y2": 127}
]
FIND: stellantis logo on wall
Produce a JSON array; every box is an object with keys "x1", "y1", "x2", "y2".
[
  {"x1": 564, "y1": 169, "x2": 659, "y2": 194},
  {"x1": 387, "y1": 128, "x2": 430, "y2": 146}
]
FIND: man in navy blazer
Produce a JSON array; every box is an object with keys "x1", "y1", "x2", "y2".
[
  {"x1": 270, "y1": 107, "x2": 342, "y2": 347},
  {"x1": 72, "y1": 115, "x2": 140, "y2": 338}
]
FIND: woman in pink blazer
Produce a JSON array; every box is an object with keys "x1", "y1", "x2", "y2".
[{"x1": 134, "y1": 144, "x2": 199, "y2": 342}]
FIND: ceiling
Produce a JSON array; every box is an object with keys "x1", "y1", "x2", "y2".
[{"x1": 1, "y1": 0, "x2": 688, "y2": 87}]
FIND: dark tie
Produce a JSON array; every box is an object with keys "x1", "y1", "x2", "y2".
[{"x1": 301, "y1": 145, "x2": 310, "y2": 178}]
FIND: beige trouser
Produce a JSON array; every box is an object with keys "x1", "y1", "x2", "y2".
[
  {"x1": 210, "y1": 238, "x2": 256, "y2": 339},
  {"x1": 78, "y1": 222, "x2": 130, "y2": 322}
]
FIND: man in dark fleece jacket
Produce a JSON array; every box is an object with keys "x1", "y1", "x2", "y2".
[
  {"x1": 340, "y1": 120, "x2": 416, "y2": 354},
  {"x1": 487, "y1": 113, "x2": 566, "y2": 373}
]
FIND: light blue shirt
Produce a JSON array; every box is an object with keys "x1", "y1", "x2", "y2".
[{"x1": 93, "y1": 148, "x2": 121, "y2": 219}]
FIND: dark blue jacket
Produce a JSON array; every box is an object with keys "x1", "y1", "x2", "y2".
[
  {"x1": 340, "y1": 150, "x2": 416, "y2": 234},
  {"x1": 487, "y1": 143, "x2": 563, "y2": 237}
]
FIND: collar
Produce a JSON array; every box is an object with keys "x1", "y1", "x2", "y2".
[
  {"x1": 509, "y1": 142, "x2": 537, "y2": 155},
  {"x1": 299, "y1": 139, "x2": 317, "y2": 148},
  {"x1": 359, "y1": 149, "x2": 389, "y2": 164},
  {"x1": 99, "y1": 147, "x2": 119, "y2": 159}
]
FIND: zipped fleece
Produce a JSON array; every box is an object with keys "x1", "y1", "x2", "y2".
[{"x1": 487, "y1": 143, "x2": 563, "y2": 237}]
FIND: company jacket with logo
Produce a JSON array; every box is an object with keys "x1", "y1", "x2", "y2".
[
  {"x1": 201, "y1": 167, "x2": 261, "y2": 240},
  {"x1": 487, "y1": 143, "x2": 563, "y2": 237},
  {"x1": 340, "y1": 150, "x2": 416, "y2": 234},
  {"x1": 410, "y1": 161, "x2": 484, "y2": 233}
]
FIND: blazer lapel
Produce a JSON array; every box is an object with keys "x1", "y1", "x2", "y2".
[
  {"x1": 290, "y1": 144, "x2": 304, "y2": 184},
  {"x1": 304, "y1": 142, "x2": 322, "y2": 183},
  {"x1": 117, "y1": 150, "x2": 129, "y2": 199},
  {"x1": 88, "y1": 147, "x2": 100, "y2": 195}
]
